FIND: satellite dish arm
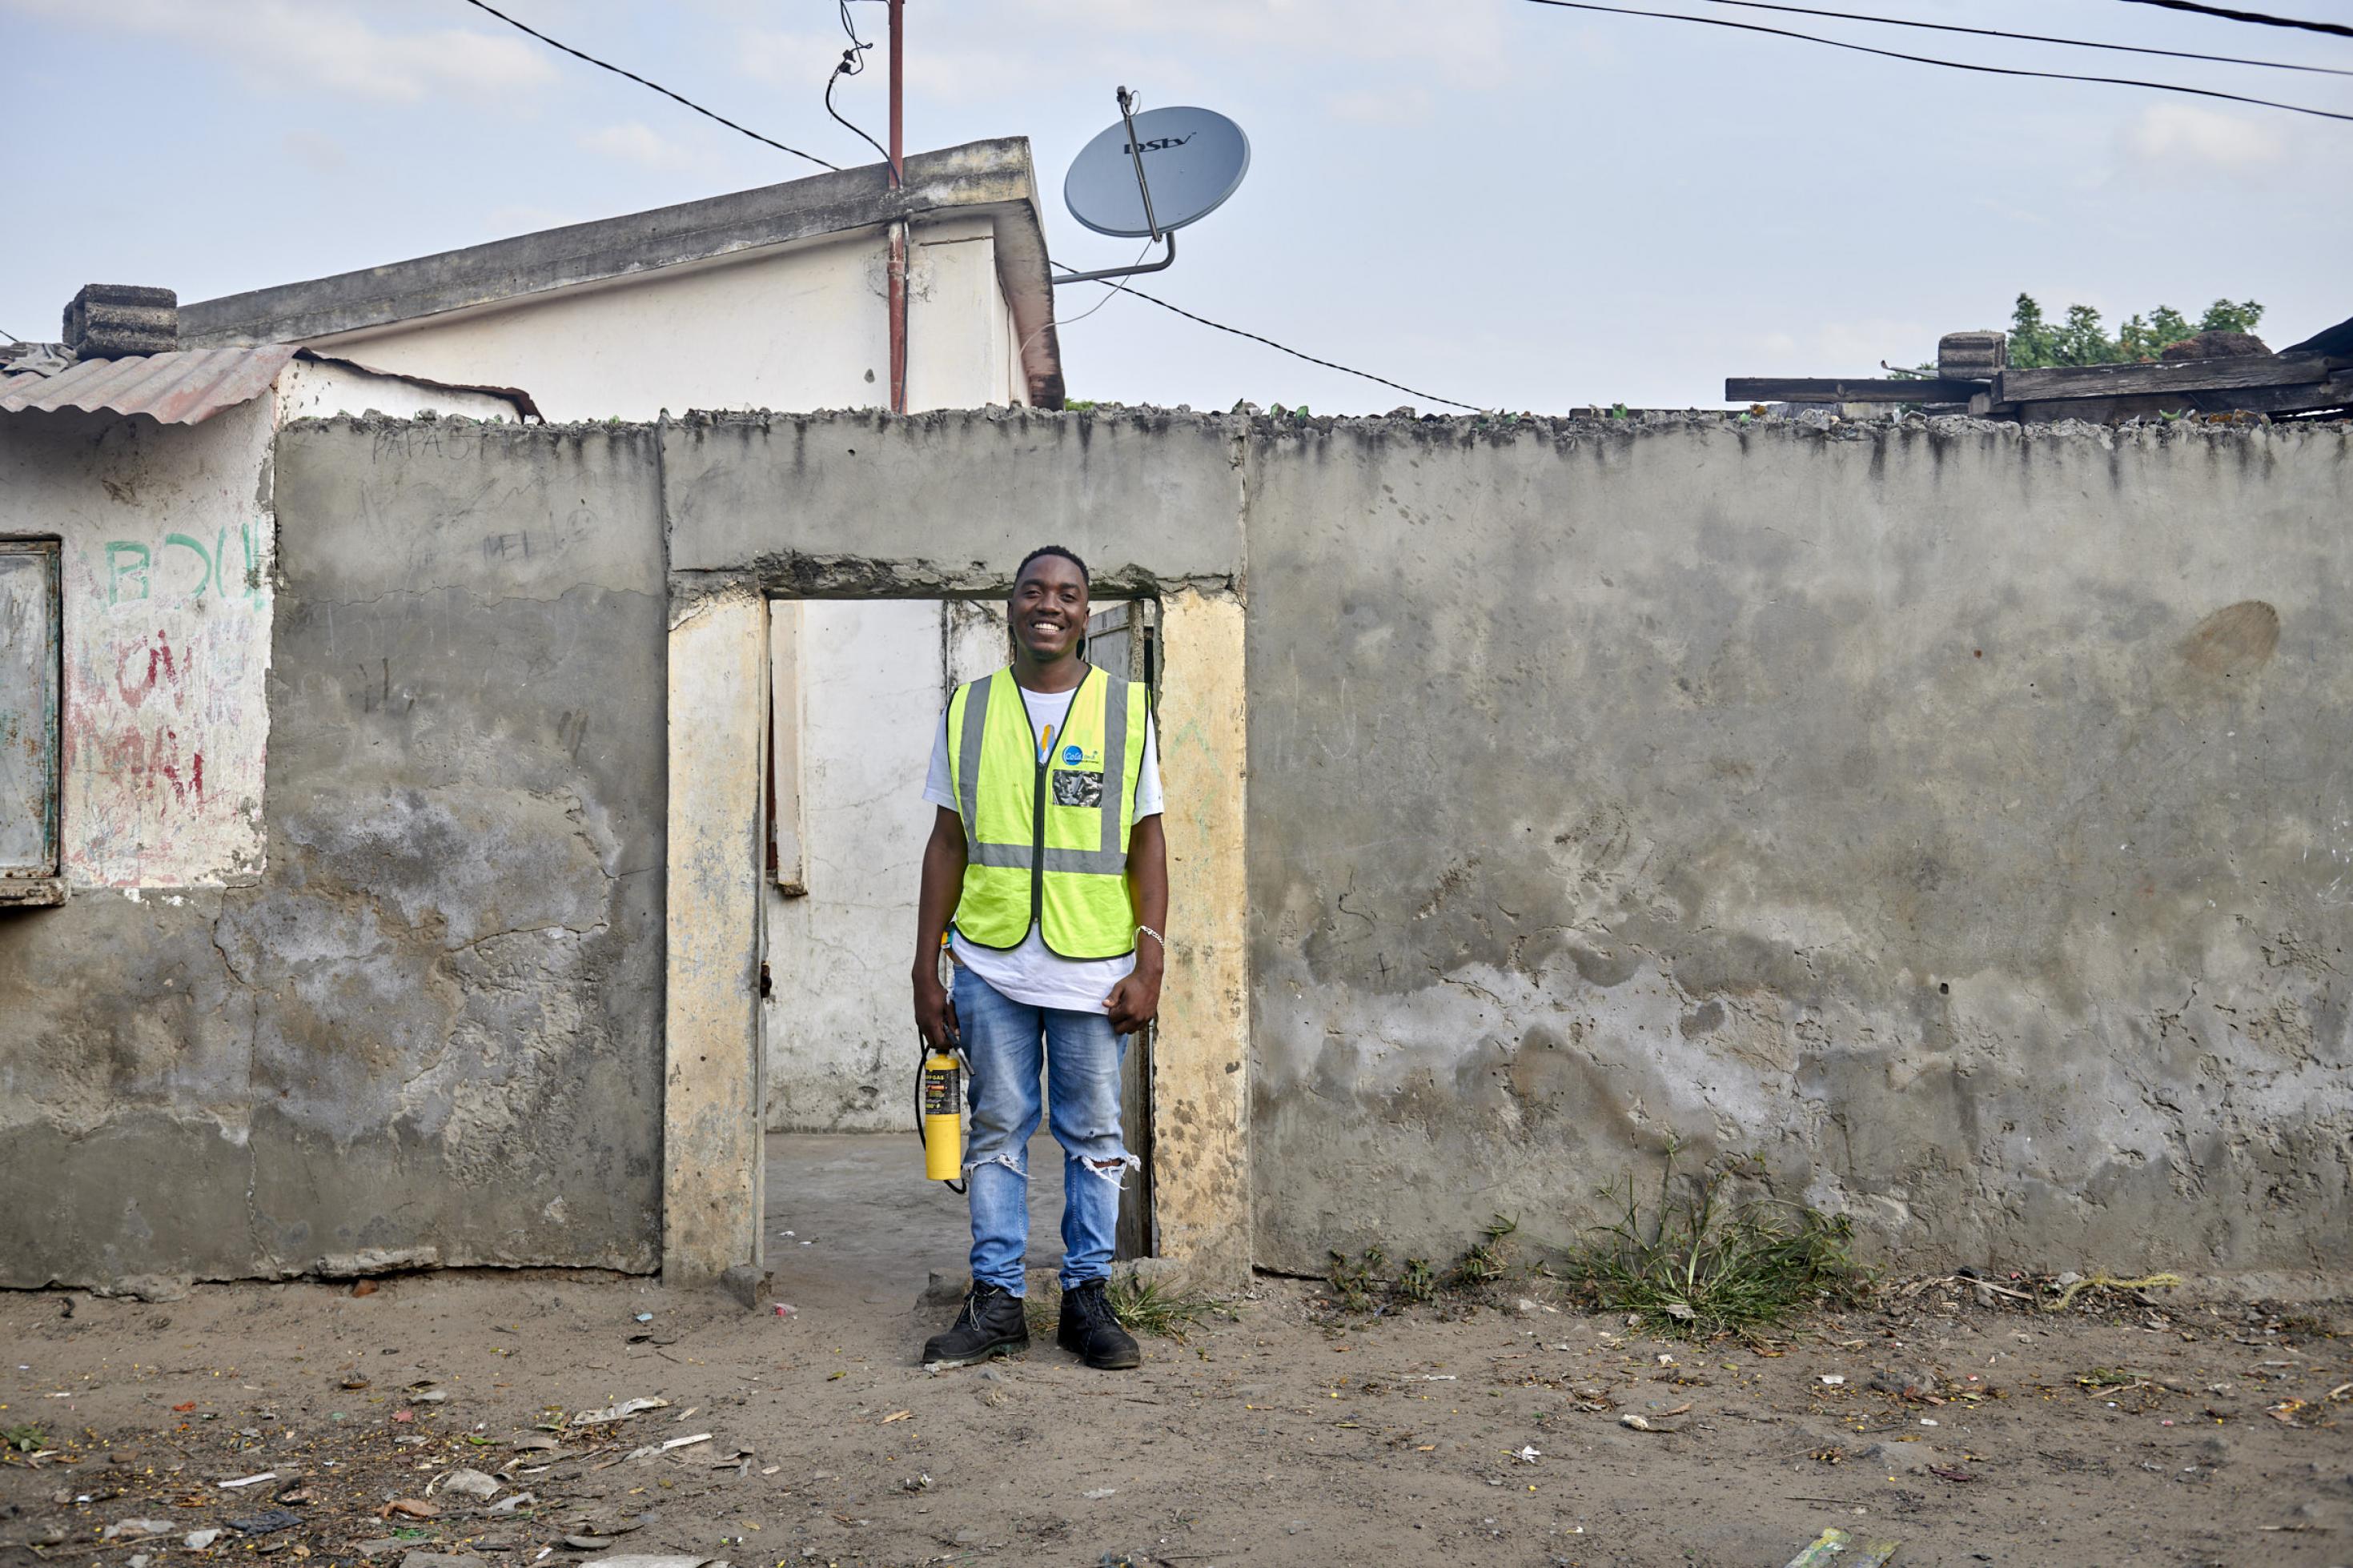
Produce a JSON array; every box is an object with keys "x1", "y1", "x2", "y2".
[
  {"x1": 1052, "y1": 228, "x2": 1174, "y2": 287},
  {"x1": 1054, "y1": 84, "x2": 1176, "y2": 287},
  {"x1": 1117, "y1": 86, "x2": 1162, "y2": 243}
]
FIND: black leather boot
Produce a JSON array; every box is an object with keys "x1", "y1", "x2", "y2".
[
  {"x1": 1056, "y1": 1279, "x2": 1141, "y2": 1369},
  {"x1": 921, "y1": 1283, "x2": 1030, "y2": 1369}
]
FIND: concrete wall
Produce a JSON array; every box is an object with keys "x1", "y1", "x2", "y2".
[
  {"x1": 0, "y1": 418, "x2": 665, "y2": 1287},
  {"x1": 10, "y1": 405, "x2": 2347, "y2": 1290},
  {"x1": 1241, "y1": 414, "x2": 2353, "y2": 1280},
  {"x1": 307, "y1": 218, "x2": 1024, "y2": 423}
]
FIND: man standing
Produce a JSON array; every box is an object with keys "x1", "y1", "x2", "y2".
[{"x1": 913, "y1": 545, "x2": 1168, "y2": 1371}]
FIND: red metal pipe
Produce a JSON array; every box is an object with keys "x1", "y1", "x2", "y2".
[{"x1": 886, "y1": 0, "x2": 907, "y2": 414}]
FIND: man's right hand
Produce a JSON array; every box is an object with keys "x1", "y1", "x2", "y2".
[{"x1": 913, "y1": 967, "x2": 959, "y2": 1051}]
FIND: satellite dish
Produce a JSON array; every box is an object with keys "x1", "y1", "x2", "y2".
[{"x1": 1064, "y1": 104, "x2": 1251, "y2": 239}]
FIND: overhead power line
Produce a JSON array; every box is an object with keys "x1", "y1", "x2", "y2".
[
  {"x1": 1700, "y1": 0, "x2": 2352, "y2": 74},
  {"x1": 2113, "y1": 0, "x2": 2353, "y2": 38},
  {"x1": 1054, "y1": 267, "x2": 1483, "y2": 411},
  {"x1": 825, "y1": 0, "x2": 895, "y2": 175},
  {"x1": 456, "y1": 0, "x2": 839, "y2": 170},
  {"x1": 1520, "y1": 0, "x2": 2353, "y2": 122},
  {"x1": 452, "y1": 0, "x2": 1476, "y2": 412}
]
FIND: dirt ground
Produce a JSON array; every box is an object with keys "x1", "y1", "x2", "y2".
[{"x1": 3, "y1": 1262, "x2": 2348, "y2": 1568}]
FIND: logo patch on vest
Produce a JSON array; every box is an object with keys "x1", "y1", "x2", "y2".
[
  {"x1": 1062, "y1": 743, "x2": 1084, "y2": 765},
  {"x1": 1053, "y1": 769, "x2": 1105, "y2": 808}
]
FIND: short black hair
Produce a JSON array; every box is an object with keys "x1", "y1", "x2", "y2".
[{"x1": 1015, "y1": 544, "x2": 1089, "y2": 586}]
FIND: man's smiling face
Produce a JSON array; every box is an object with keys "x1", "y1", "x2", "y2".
[{"x1": 1011, "y1": 553, "x2": 1089, "y2": 662}]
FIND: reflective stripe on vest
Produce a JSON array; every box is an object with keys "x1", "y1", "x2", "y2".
[{"x1": 946, "y1": 666, "x2": 1146, "y2": 960}]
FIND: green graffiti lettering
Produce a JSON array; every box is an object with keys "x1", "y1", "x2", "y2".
[
  {"x1": 105, "y1": 542, "x2": 151, "y2": 606},
  {"x1": 160, "y1": 533, "x2": 214, "y2": 598}
]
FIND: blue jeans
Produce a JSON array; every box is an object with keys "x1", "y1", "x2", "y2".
[{"x1": 954, "y1": 966, "x2": 1134, "y2": 1294}]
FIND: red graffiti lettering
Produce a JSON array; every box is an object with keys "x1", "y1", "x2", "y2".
[{"x1": 113, "y1": 630, "x2": 183, "y2": 710}]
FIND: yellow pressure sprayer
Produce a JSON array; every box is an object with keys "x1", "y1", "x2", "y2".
[{"x1": 918, "y1": 1042, "x2": 969, "y2": 1193}]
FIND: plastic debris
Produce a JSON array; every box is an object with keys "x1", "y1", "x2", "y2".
[
  {"x1": 624, "y1": 1434, "x2": 711, "y2": 1462},
  {"x1": 437, "y1": 1468, "x2": 500, "y2": 1499},
  {"x1": 487, "y1": 1491, "x2": 537, "y2": 1514},
  {"x1": 217, "y1": 1471, "x2": 278, "y2": 1489},
  {"x1": 102, "y1": 1520, "x2": 174, "y2": 1539},
  {"x1": 571, "y1": 1398, "x2": 669, "y2": 1425},
  {"x1": 185, "y1": 1529, "x2": 223, "y2": 1550},
  {"x1": 1783, "y1": 1526, "x2": 1899, "y2": 1567},
  {"x1": 1082, "y1": 1487, "x2": 1118, "y2": 1500}
]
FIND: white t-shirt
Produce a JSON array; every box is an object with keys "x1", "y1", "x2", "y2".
[{"x1": 922, "y1": 680, "x2": 1162, "y2": 1014}]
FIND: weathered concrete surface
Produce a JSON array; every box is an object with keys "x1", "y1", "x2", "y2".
[
  {"x1": 662, "y1": 408, "x2": 1245, "y2": 598},
  {"x1": 665, "y1": 590, "x2": 767, "y2": 1284},
  {"x1": 1152, "y1": 589, "x2": 1254, "y2": 1281},
  {"x1": 1244, "y1": 414, "x2": 2353, "y2": 1278},
  {"x1": 0, "y1": 419, "x2": 666, "y2": 1285}
]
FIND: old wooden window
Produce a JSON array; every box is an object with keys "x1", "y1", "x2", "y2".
[{"x1": 0, "y1": 539, "x2": 63, "y2": 903}]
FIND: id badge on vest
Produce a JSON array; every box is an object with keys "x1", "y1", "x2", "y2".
[{"x1": 1052, "y1": 740, "x2": 1105, "y2": 809}]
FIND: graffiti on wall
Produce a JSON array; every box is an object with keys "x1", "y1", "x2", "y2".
[
  {"x1": 102, "y1": 525, "x2": 266, "y2": 608},
  {"x1": 63, "y1": 522, "x2": 270, "y2": 887}
]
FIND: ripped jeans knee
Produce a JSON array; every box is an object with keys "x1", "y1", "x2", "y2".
[
  {"x1": 966, "y1": 1148, "x2": 1027, "y2": 1181},
  {"x1": 1076, "y1": 1149, "x2": 1142, "y2": 1190}
]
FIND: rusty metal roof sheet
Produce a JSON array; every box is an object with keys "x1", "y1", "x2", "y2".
[{"x1": 0, "y1": 345, "x2": 299, "y2": 425}]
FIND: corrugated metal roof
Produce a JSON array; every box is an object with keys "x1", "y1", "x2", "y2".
[{"x1": 0, "y1": 345, "x2": 297, "y2": 424}]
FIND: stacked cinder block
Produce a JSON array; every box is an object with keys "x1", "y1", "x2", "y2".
[{"x1": 62, "y1": 284, "x2": 178, "y2": 359}]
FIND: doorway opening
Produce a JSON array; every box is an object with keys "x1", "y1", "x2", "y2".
[{"x1": 760, "y1": 595, "x2": 1161, "y2": 1307}]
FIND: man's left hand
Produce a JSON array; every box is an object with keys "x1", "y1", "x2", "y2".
[{"x1": 1106, "y1": 954, "x2": 1163, "y2": 1037}]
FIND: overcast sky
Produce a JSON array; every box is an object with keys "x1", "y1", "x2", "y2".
[{"x1": 3, "y1": 0, "x2": 2347, "y2": 412}]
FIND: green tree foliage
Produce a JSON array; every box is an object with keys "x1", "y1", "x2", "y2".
[{"x1": 2006, "y1": 293, "x2": 2264, "y2": 368}]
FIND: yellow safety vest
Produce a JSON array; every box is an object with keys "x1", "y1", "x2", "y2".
[{"x1": 946, "y1": 666, "x2": 1148, "y2": 960}]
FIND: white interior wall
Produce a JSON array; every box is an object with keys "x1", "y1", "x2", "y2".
[{"x1": 762, "y1": 598, "x2": 1008, "y2": 1132}]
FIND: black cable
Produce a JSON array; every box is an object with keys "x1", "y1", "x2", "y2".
[
  {"x1": 0, "y1": 327, "x2": 21, "y2": 344},
  {"x1": 455, "y1": 0, "x2": 838, "y2": 170},
  {"x1": 1520, "y1": 0, "x2": 2353, "y2": 122},
  {"x1": 2113, "y1": 0, "x2": 2353, "y2": 38},
  {"x1": 1055, "y1": 267, "x2": 1484, "y2": 411},
  {"x1": 1698, "y1": 0, "x2": 2352, "y2": 74},
  {"x1": 825, "y1": 0, "x2": 897, "y2": 177}
]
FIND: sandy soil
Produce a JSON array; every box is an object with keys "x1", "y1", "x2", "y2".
[{"x1": 2, "y1": 1269, "x2": 2347, "y2": 1568}]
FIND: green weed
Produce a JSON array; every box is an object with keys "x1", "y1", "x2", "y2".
[
  {"x1": 2, "y1": 1424, "x2": 46, "y2": 1453},
  {"x1": 1560, "y1": 1142, "x2": 1870, "y2": 1337},
  {"x1": 1024, "y1": 1275, "x2": 1211, "y2": 1341}
]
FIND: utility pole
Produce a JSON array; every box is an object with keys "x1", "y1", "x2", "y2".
[{"x1": 886, "y1": 0, "x2": 908, "y2": 415}]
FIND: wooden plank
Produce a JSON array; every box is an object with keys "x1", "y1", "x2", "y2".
[
  {"x1": 1726, "y1": 377, "x2": 1985, "y2": 404},
  {"x1": 767, "y1": 600, "x2": 807, "y2": 896},
  {"x1": 2014, "y1": 376, "x2": 2353, "y2": 423},
  {"x1": 1995, "y1": 354, "x2": 2346, "y2": 402}
]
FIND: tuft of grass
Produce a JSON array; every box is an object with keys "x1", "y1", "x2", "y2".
[
  {"x1": 1323, "y1": 1219, "x2": 1520, "y2": 1317},
  {"x1": 1450, "y1": 1215, "x2": 1518, "y2": 1289},
  {"x1": 1025, "y1": 1276, "x2": 1210, "y2": 1341},
  {"x1": 2, "y1": 1423, "x2": 46, "y2": 1453},
  {"x1": 1560, "y1": 1143, "x2": 1871, "y2": 1337}
]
